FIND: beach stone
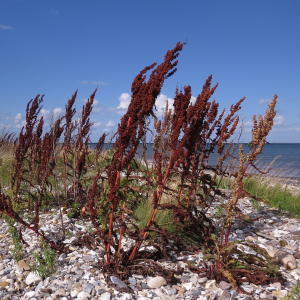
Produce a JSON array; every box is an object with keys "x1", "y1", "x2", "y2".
[
  {"x1": 205, "y1": 280, "x2": 217, "y2": 289},
  {"x1": 52, "y1": 288, "x2": 66, "y2": 298},
  {"x1": 71, "y1": 288, "x2": 81, "y2": 297},
  {"x1": 163, "y1": 286, "x2": 177, "y2": 296},
  {"x1": 100, "y1": 292, "x2": 111, "y2": 300},
  {"x1": 83, "y1": 255, "x2": 94, "y2": 262},
  {"x1": 18, "y1": 259, "x2": 30, "y2": 270},
  {"x1": 58, "y1": 253, "x2": 67, "y2": 260},
  {"x1": 25, "y1": 272, "x2": 43, "y2": 286},
  {"x1": 270, "y1": 282, "x2": 281, "y2": 290},
  {"x1": 5, "y1": 279, "x2": 14, "y2": 285},
  {"x1": 182, "y1": 282, "x2": 193, "y2": 290},
  {"x1": 118, "y1": 293, "x2": 133, "y2": 300},
  {"x1": 0, "y1": 281, "x2": 9, "y2": 287},
  {"x1": 231, "y1": 290, "x2": 238, "y2": 298},
  {"x1": 268, "y1": 250, "x2": 276, "y2": 258},
  {"x1": 83, "y1": 284, "x2": 94, "y2": 293},
  {"x1": 268, "y1": 240, "x2": 278, "y2": 247},
  {"x1": 95, "y1": 287, "x2": 109, "y2": 296},
  {"x1": 137, "y1": 297, "x2": 151, "y2": 300},
  {"x1": 40, "y1": 288, "x2": 53, "y2": 294},
  {"x1": 190, "y1": 274, "x2": 198, "y2": 285},
  {"x1": 219, "y1": 281, "x2": 232, "y2": 290},
  {"x1": 141, "y1": 282, "x2": 151, "y2": 289},
  {"x1": 174, "y1": 285, "x2": 185, "y2": 292},
  {"x1": 147, "y1": 276, "x2": 167, "y2": 288},
  {"x1": 272, "y1": 290, "x2": 288, "y2": 298},
  {"x1": 246, "y1": 236, "x2": 257, "y2": 242},
  {"x1": 285, "y1": 245, "x2": 297, "y2": 251},
  {"x1": 198, "y1": 277, "x2": 208, "y2": 283},
  {"x1": 293, "y1": 252, "x2": 300, "y2": 259},
  {"x1": 208, "y1": 293, "x2": 217, "y2": 300},
  {"x1": 110, "y1": 276, "x2": 128, "y2": 289},
  {"x1": 273, "y1": 249, "x2": 297, "y2": 270},
  {"x1": 77, "y1": 290, "x2": 91, "y2": 299},
  {"x1": 242, "y1": 285, "x2": 254, "y2": 293},
  {"x1": 83, "y1": 271, "x2": 91, "y2": 279},
  {"x1": 189, "y1": 289, "x2": 201, "y2": 296},
  {"x1": 181, "y1": 274, "x2": 190, "y2": 281},
  {"x1": 153, "y1": 288, "x2": 172, "y2": 300},
  {"x1": 128, "y1": 277, "x2": 137, "y2": 285},
  {"x1": 219, "y1": 290, "x2": 231, "y2": 300},
  {"x1": 279, "y1": 240, "x2": 288, "y2": 247},
  {"x1": 35, "y1": 280, "x2": 44, "y2": 292},
  {"x1": 24, "y1": 291, "x2": 36, "y2": 298}
]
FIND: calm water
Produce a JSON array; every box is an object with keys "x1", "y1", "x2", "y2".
[{"x1": 90, "y1": 143, "x2": 300, "y2": 180}]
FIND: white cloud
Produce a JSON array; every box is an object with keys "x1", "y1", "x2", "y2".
[
  {"x1": 83, "y1": 98, "x2": 102, "y2": 113},
  {"x1": 79, "y1": 80, "x2": 110, "y2": 85},
  {"x1": 118, "y1": 93, "x2": 131, "y2": 109},
  {"x1": 93, "y1": 122, "x2": 102, "y2": 128},
  {"x1": 155, "y1": 94, "x2": 174, "y2": 116},
  {"x1": 238, "y1": 120, "x2": 252, "y2": 128},
  {"x1": 0, "y1": 24, "x2": 13, "y2": 30},
  {"x1": 40, "y1": 107, "x2": 63, "y2": 120},
  {"x1": 93, "y1": 107, "x2": 102, "y2": 113},
  {"x1": 40, "y1": 108, "x2": 50, "y2": 120},
  {"x1": 113, "y1": 92, "x2": 195, "y2": 117},
  {"x1": 106, "y1": 120, "x2": 116, "y2": 127},
  {"x1": 53, "y1": 107, "x2": 63, "y2": 117},
  {"x1": 49, "y1": 10, "x2": 59, "y2": 15},
  {"x1": 288, "y1": 128, "x2": 300, "y2": 132},
  {"x1": 274, "y1": 115, "x2": 284, "y2": 126},
  {"x1": 154, "y1": 94, "x2": 196, "y2": 116},
  {"x1": 15, "y1": 121, "x2": 26, "y2": 128},
  {"x1": 14, "y1": 112, "x2": 26, "y2": 128},
  {"x1": 0, "y1": 124, "x2": 11, "y2": 129},
  {"x1": 14, "y1": 113, "x2": 22, "y2": 123},
  {"x1": 84, "y1": 97, "x2": 102, "y2": 113},
  {"x1": 84, "y1": 98, "x2": 99, "y2": 105},
  {"x1": 259, "y1": 99, "x2": 271, "y2": 105}
]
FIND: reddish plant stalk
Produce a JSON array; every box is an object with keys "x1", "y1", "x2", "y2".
[
  {"x1": 128, "y1": 149, "x2": 175, "y2": 262},
  {"x1": 2, "y1": 210, "x2": 60, "y2": 251},
  {"x1": 117, "y1": 164, "x2": 131, "y2": 255},
  {"x1": 106, "y1": 169, "x2": 121, "y2": 265}
]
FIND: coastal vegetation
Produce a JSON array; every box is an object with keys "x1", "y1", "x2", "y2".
[{"x1": 0, "y1": 42, "x2": 292, "y2": 291}]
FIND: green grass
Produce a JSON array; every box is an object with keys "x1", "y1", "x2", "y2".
[
  {"x1": 134, "y1": 198, "x2": 177, "y2": 234},
  {"x1": 242, "y1": 175, "x2": 300, "y2": 217},
  {"x1": 285, "y1": 281, "x2": 300, "y2": 300},
  {"x1": 213, "y1": 168, "x2": 300, "y2": 218},
  {"x1": 0, "y1": 147, "x2": 14, "y2": 187},
  {"x1": 30, "y1": 239, "x2": 57, "y2": 279}
]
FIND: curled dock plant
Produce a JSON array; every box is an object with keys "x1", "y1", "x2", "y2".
[
  {"x1": 0, "y1": 43, "x2": 283, "y2": 291},
  {"x1": 201, "y1": 95, "x2": 282, "y2": 291}
]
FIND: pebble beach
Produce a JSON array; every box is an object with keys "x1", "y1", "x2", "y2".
[{"x1": 1, "y1": 193, "x2": 300, "y2": 300}]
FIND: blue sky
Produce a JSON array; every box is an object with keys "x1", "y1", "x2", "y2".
[{"x1": 0, "y1": 0, "x2": 299, "y2": 143}]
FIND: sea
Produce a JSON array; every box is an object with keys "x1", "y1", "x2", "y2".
[{"x1": 89, "y1": 143, "x2": 300, "y2": 183}]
